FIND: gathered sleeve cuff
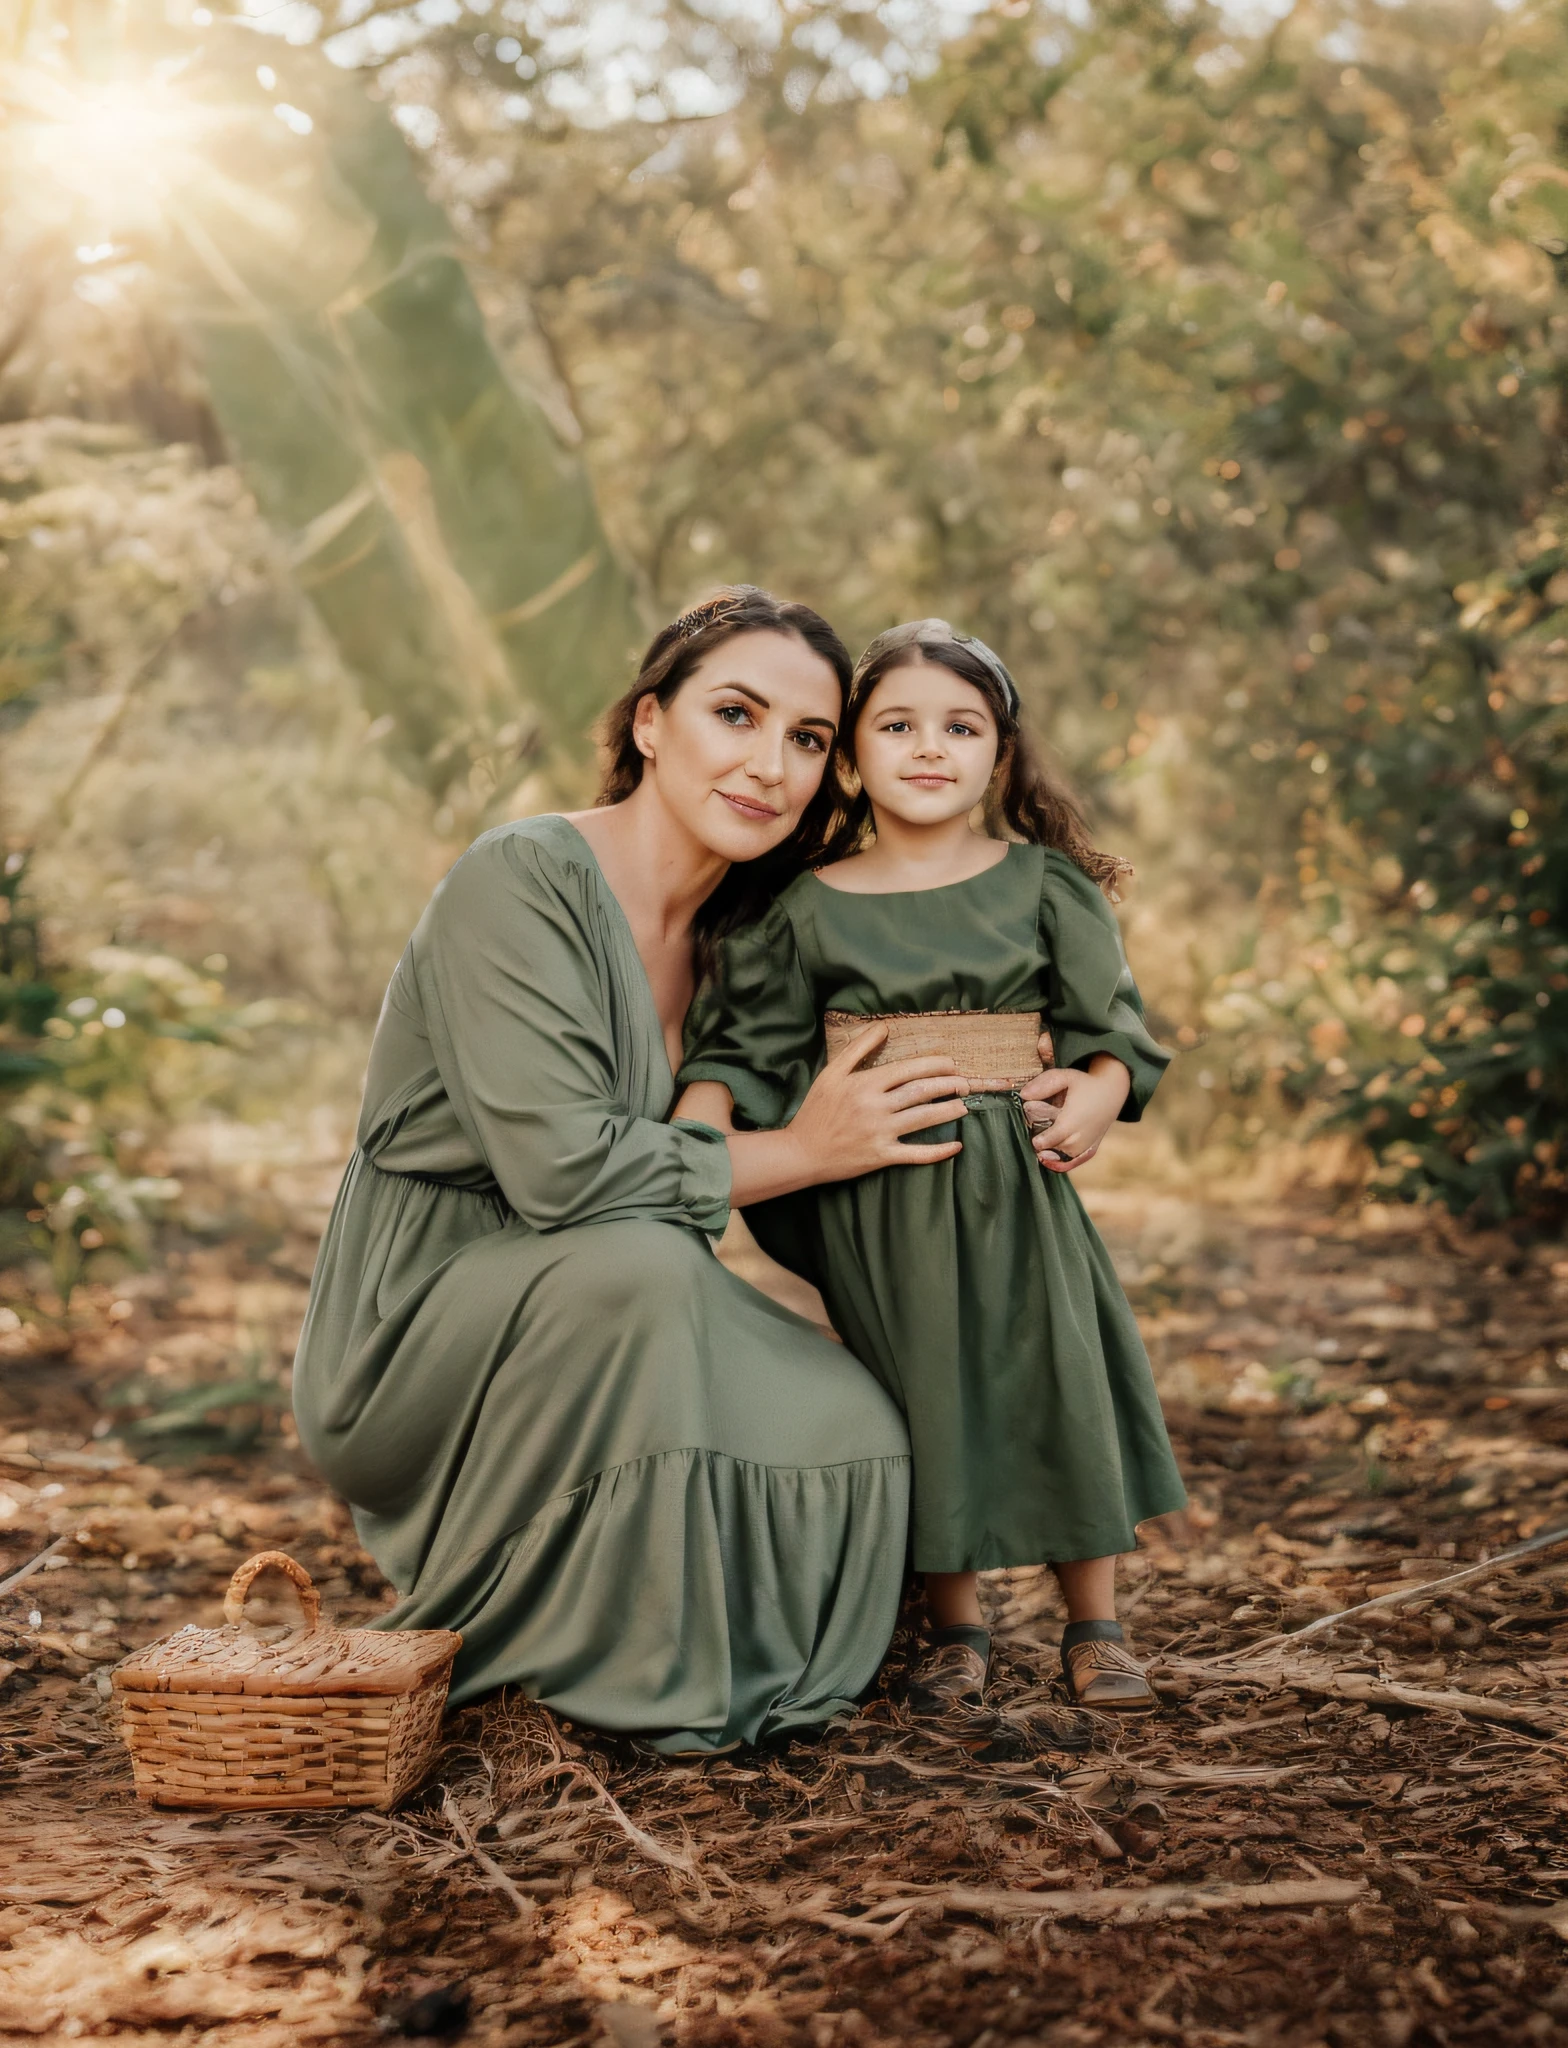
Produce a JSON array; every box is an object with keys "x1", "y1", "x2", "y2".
[
  {"x1": 669, "y1": 1118, "x2": 732, "y2": 1235},
  {"x1": 678, "y1": 896, "x2": 819, "y2": 1132},
  {"x1": 412, "y1": 828, "x2": 732, "y2": 1235},
  {"x1": 1038, "y1": 849, "x2": 1171, "y2": 1122}
]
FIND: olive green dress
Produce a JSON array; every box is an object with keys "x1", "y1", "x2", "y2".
[
  {"x1": 679, "y1": 843, "x2": 1187, "y2": 1573},
  {"x1": 293, "y1": 817, "x2": 911, "y2": 1754}
]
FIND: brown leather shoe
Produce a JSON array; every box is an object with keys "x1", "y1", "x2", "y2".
[
  {"x1": 908, "y1": 1626, "x2": 991, "y2": 1719},
  {"x1": 1061, "y1": 1626, "x2": 1158, "y2": 1713}
]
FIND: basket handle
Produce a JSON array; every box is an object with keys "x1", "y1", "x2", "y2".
[{"x1": 223, "y1": 1550, "x2": 322, "y2": 1629}]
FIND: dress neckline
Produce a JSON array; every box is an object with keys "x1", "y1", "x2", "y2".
[
  {"x1": 546, "y1": 815, "x2": 679, "y2": 1086},
  {"x1": 809, "y1": 841, "x2": 1021, "y2": 901}
]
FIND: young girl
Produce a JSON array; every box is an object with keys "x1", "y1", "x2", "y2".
[{"x1": 676, "y1": 618, "x2": 1186, "y2": 1721}]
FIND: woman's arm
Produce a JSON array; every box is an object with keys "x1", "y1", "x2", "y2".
[
  {"x1": 676, "y1": 1023, "x2": 968, "y2": 1205},
  {"x1": 415, "y1": 832, "x2": 731, "y2": 1235}
]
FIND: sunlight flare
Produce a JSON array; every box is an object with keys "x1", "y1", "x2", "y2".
[{"x1": 9, "y1": 67, "x2": 220, "y2": 232}]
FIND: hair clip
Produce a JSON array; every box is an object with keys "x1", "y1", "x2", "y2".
[{"x1": 677, "y1": 595, "x2": 745, "y2": 641}]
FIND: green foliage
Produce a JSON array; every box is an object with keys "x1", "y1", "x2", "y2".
[
  {"x1": 0, "y1": 854, "x2": 56, "y2": 1094},
  {"x1": 414, "y1": 0, "x2": 1566, "y2": 1220},
  {"x1": 1263, "y1": 498, "x2": 1568, "y2": 1223},
  {"x1": 0, "y1": 852, "x2": 268, "y2": 1283},
  {"x1": 4, "y1": 0, "x2": 1568, "y2": 1229}
]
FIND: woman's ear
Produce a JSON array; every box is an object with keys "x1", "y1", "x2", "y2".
[{"x1": 631, "y1": 691, "x2": 659, "y2": 764}]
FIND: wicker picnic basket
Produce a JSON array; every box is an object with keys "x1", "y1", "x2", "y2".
[
  {"x1": 111, "y1": 1550, "x2": 461, "y2": 1812},
  {"x1": 823, "y1": 1008, "x2": 1051, "y2": 1090}
]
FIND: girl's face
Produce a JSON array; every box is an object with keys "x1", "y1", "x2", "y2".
[
  {"x1": 632, "y1": 628, "x2": 842, "y2": 862},
  {"x1": 852, "y1": 658, "x2": 1001, "y2": 829}
]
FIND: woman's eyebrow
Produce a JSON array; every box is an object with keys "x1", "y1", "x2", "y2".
[{"x1": 718, "y1": 679, "x2": 836, "y2": 731}]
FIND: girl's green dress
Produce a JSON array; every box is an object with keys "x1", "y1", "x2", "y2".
[
  {"x1": 679, "y1": 842, "x2": 1187, "y2": 1573},
  {"x1": 293, "y1": 817, "x2": 911, "y2": 1754}
]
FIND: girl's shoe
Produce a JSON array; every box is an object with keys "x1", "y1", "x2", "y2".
[
  {"x1": 1060, "y1": 1620, "x2": 1158, "y2": 1713},
  {"x1": 908, "y1": 1624, "x2": 991, "y2": 1719}
]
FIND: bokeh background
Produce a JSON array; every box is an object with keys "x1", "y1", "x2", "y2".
[{"x1": 3, "y1": 0, "x2": 1566, "y2": 1313}]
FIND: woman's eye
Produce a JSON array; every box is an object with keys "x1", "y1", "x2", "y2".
[{"x1": 716, "y1": 702, "x2": 752, "y2": 726}]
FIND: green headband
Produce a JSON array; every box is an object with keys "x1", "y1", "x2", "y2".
[{"x1": 850, "y1": 618, "x2": 1020, "y2": 718}]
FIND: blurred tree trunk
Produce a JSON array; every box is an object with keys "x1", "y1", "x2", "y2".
[{"x1": 166, "y1": 27, "x2": 643, "y2": 796}]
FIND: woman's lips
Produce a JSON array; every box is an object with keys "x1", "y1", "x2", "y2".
[{"x1": 718, "y1": 791, "x2": 781, "y2": 820}]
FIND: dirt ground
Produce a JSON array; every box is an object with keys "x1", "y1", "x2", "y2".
[{"x1": 2, "y1": 1182, "x2": 1567, "y2": 2047}]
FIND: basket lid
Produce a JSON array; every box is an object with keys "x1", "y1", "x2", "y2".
[{"x1": 111, "y1": 1551, "x2": 461, "y2": 1697}]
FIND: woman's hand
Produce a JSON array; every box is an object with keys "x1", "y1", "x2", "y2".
[
  {"x1": 789, "y1": 1024, "x2": 967, "y2": 1181},
  {"x1": 676, "y1": 1024, "x2": 967, "y2": 1206},
  {"x1": 1017, "y1": 1051, "x2": 1130, "y2": 1174}
]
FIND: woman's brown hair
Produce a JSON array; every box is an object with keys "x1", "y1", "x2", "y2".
[
  {"x1": 598, "y1": 585, "x2": 854, "y2": 972},
  {"x1": 838, "y1": 620, "x2": 1131, "y2": 897}
]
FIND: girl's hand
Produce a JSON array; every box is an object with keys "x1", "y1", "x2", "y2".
[
  {"x1": 1018, "y1": 1053, "x2": 1129, "y2": 1173},
  {"x1": 788, "y1": 1023, "x2": 967, "y2": 1181}
]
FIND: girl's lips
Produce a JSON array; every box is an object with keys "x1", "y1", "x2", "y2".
[
  {"x1": 719, "y1": 791, "x2": 781, "y2": 820},
  {"x1": 904, "y1": 775, "x2": 956, "y2": 788}
]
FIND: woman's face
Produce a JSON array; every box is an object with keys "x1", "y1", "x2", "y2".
[
  {"x1": 852, "y1": 658, "x2": 1000, "y2": 828},
  {"x1": 633, "y1": 629, "x2": 842, "y2": 862}
]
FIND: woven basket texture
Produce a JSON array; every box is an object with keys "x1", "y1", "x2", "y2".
[
  {"x1": 112, "y1": 1550, "x2": 460, "y2": 1812},
  {"x1": 823, "y1": 1008, "x2": 1049, "y2": 1089}
]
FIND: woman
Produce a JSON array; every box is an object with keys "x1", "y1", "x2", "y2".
[{"x1": 293, "y1": 588, "x2": 973, "y2": 1754}]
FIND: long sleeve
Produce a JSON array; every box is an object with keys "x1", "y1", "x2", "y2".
[
  {"x1": 411, "y1": 829, "x2": 729, "y2": 1234},
  {"x1": 1038, "y1": 849, "x2": 1171, "y2": 1121},
  {"x1": 679, "y1": 895, "x2": 820, "y2": 1131}
]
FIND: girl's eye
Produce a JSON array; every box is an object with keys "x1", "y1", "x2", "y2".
[
  {"x1": 948, "y1": 721, "x2": 980, "y2": 737},
  {"x1": 882, "y1": 719, "x2": 911, "y2": 734}
]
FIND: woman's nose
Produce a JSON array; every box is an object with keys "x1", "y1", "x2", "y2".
[{"x1": 745, "y1": 729, "x2": 787, "y2": 784}]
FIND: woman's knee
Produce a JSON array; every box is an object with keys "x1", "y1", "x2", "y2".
[{"x1": 548, "y1": 1220, "x2": 713, "y2": 1319}]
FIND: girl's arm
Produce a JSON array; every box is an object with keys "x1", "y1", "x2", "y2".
[
  {"x1": 1019, "y1": 1052, "x2": 1130, "y2": 1173},
  {"x1": 1019, "y1": 852, "x2": 1172, "y2": 1171},
  {"x1": 676, "y1": 1023, "x2": 968, "y2": 1205}
]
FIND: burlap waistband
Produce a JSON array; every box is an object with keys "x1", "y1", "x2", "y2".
[{"x1": 823, "y1": 1008, "x2": 1050, "y2": 1090}]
